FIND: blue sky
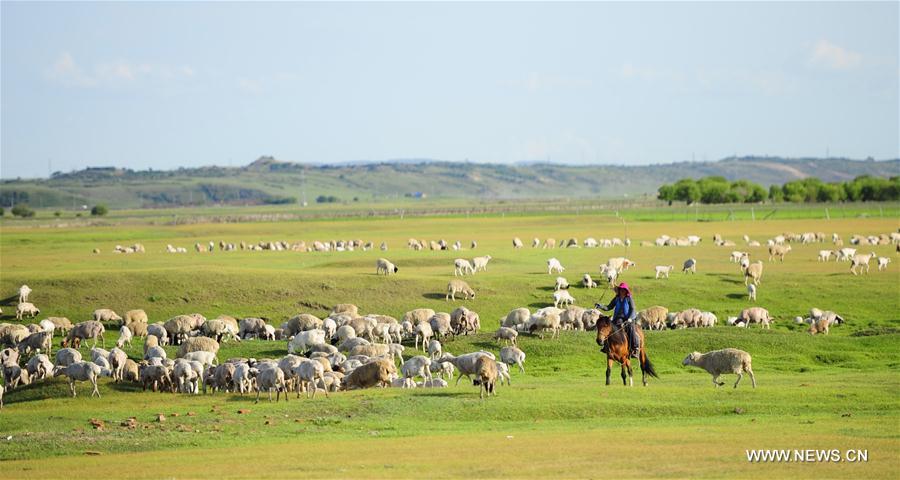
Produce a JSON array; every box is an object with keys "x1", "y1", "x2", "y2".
[{"x1": 1, "y1": 1, "x2": 898, "y2": 179}]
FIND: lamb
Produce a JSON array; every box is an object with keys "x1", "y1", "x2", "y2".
[
  {"x1": 738, "y1": 307, "x2": 773, "y2": 329},
  {"x1": 699, "y1": 311, "x2": 718, "y2": 328},
  {"x1": 554, "y1": 276, "x2": 570, "y2": 291},
  {"x1": 512, "y1": 237, "x2": 524, "y2": 248},
  {"x1": 474, "y1": 356, "x2": 499, "y2": 399},
  {"x1": 53, "y1": 361, "x2": 103, "y2": 397},
  {"x1": 343, "y1": 358, "x2": 395, "y2": 389},
  {"x1": 850, "y1": 252, "x2": 876, "y2": 275},
  {"x1": 808, "y1": 311, "x2": 844, "y2": 335},
  {"x1": 682, "y1": 258, "x2": 697, "y2": 274},
  {"x1": 15, "y1": 302, "x2": 40, "y2": 320},
  {"x1": 454, "y1": 258, "x2": 475, "y2": 276},
  {"x1": 376, "y1": 258, "x2": 399, "y2": 275},
  {"x1": 92, "y1": 308, "x2": 123, "y2": 324},
  {"x1": 582, "y1": 273, "x2": 597, "y2": 288},
  {"x1": 26, "y1": 354, "x2": 55, "y2": 381},
  {"x1": 472, "y1": 255, "x2": 492, "y2": 272},
  {"x1": 818, "y1": 250, "x2": 834, "y2": 262},
  {"x1": 637, "y1": 306, "x2": 668, "y2": 331},
  {"x1": 427, "y1": 339, "x2": 443, "y2": 360},
  {"x1": 743, "y1": 261, "x2": 763, "y2": 286},
  {"x1": 55, "y1": 348, "x2": 83, "y2": 367},
  {"x1": 500, "y1": 346, "x2": 526, "y2": 373},
  {"x1": 553, "y1": 290, "x2": 575, "y2": 309},
  {"x1": 288, "y1": 329, "x2": 327, "y2": 355},
  {"x1": 62, "y1": 321, "x2": 105, "y2": 348},
  {"x1": 501, "y1": 308, "x2": 530, "y2": 330},
  {"x1": 877, "y1": 257, "x2": 891, "y2": 271},
  {"x1": 446, "y1": 279, "x2": 475, "y2": 301},
  {"x1": 108, "y1": 348, "x2": 128, "y2": 382},
  {"x1": 768, "y1": 244, "x2": 792, "y2": 262},
  {"x1": 177, "y1": 336, "x2": 221, "y2": 357},
  {"x1": 18, "y1": 284, "x2": 32, "y2": 303},
  {"x1": 293, "y1": 360, "x2": 328, "y2": 398},
  {"x1": 654, "y1": 265, "x2": 674, "y2": 279},
  {"x1": 401, "y1": 355, "x2": 433, "y2": 385},
  {"x1": 173, "y1": 359, "x2": 203, "y2": 394},
  {"x1": 547, "y1": 258, "x2": 565, "y2": 274},
  {"x1": 747, "y1": 283, "x2": 757, "y2": 301},
  {"x1": 682, "y1": 349, "x2": 756, "y2": 389},
  {"x1": 493, "y1": 327, "x2": 518, "y2": 346},
  {"x1": 116, "y1": 325, "x2": 133, "y2": 348},
  {"x1": 255, "y1": 366, "x2": 289, "y2": 402}
]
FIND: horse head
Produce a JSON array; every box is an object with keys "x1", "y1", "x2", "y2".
[{"x1": 595, "y1": 314, "x2": 613, "y2": 347}]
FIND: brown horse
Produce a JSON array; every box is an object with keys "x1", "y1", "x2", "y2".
[{"x1": 595, "y1": 315, "x2": 658, "y2": 386}]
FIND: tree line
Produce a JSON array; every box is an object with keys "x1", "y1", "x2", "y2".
[{"x1": 657, "y1": 175, "x2": 900, "y2": 205}]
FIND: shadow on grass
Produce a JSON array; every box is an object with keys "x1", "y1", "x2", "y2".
[
  {"x1": 422, "y1": 293, "x2": 447, "y2": 300},
  {"x1": 0, "y1": 294, "x2": 19, "y2": 306},
  {"x1": 528, "y1": 302, "x2": 552, "y2": 309},
  {"x1": 725, "y1": 293, "x2": 747, "y2": 299}
]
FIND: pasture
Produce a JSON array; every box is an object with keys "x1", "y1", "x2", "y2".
[{"x1": 0, "y1": 207, "x2": 898, "y2": 478}]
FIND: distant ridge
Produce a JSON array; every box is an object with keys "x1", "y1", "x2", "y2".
[{"x1": 2, "y1": 156, "x2": 896, "y2": 208}]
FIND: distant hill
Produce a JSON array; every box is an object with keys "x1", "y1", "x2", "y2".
[{"x1": 1, "y1": 156, "x2": 897, "y2": 209}]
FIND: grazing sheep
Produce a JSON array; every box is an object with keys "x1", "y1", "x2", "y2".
[
  {"x1": 446, "y1": 279, "x2": 475, "y2": 301},
  {"x1": 15, "y1": 302, "x2": 40, "y2": 320},
  {"x1": 547, "y1": 258, "x2": 565, "y2": 274},
  {"x1": 288, "y1": 329, "x2": 327, "y2": 355},
  {"x1": 472, "y1": 255, "x2": 492, "y2": 272},
  {"x1": 454, "y1": 258, "x2": 475, "y2": 276},
  {"x1": 738, "y1": 307, "x2": 773, "y2": 329},
  {"x1": 3, "y1": 362, "x2": 31, "y2": 389},
  {"x1": 513, "y1": 237, "x2": 524, "y2": 249},
  {"x1": 747, "y1": 283, "x2": 757, "y2": 301},
  {"x1": 53, "y1": 361, "x2": 103, "y2": 397},
  {"x1": 877, "y1": 257, "x2": 891, "y2": 271},
  {"x1": 474, "y1": 356, "x2": 498, "y2": 399},
  {"x1": 238, "y1": 317, "x2": 268, "y2": 339},
  {"x1": 163, "y1": 315, "x2": 197, "y2": 344},
  {"x1": 401, "y1": 355, "x2": 433, "y2": 385},
  {"x1": 429, "y1": 313, "x2": 453, "y2": 339},
  {"x1": 343, "y1": 358, "x2": 395, "y2": 389},
  {"x1": 493, "y1": 327, "x2": 518, "y2": 346},
  {"x1": 375, "y1": 258, "x2": 399, "y2": 275},
  {"x1": 501, "y1": 308, "x2": 530, "y2": 330},
  {"x1": 450, "y1": 306, "x2": 480, "y2": 335},
  {"x1": 682, "y1": 258, "x2": 697, "y2": 274},
  {"x1": 654, "y1": 265, "x2": 674, "y2": 279},
  {"x1": 554, "y1": 276, "x2": 570, "y2": 291},
  {"x1": 144, "y1": 345, "x2": 168, "y2": 362},
  {"x1": 173, "y1": 359, "x2": 203, "y2": 394},
  {"x1": 55, "y1": 348, "x2": 83, "y2": 367},
  {"x1": 44, "y1": 317, "x2": 73, "y2": 335},
  {"x1": 92, "y1": 309, "x2": 123, "y2": 324},
  {"x1": 582, "y1": 273, "x2": 597, "y2": 289},
  {"x1": 116, "y1": 325, "x2": 133, "y2": 349},
  {"x1": 441, "y1": 351, "x2": 495, "y2": 386},
  {"x1": 285, "y1": 313, "x2": 323, "y2": 337},
  {"x1": 817, "y1": 250, "x2": 834, "y2": 262},
  {"x1": 18, "y1": 284, "x2": 32, "y2": 304},
  {"x1": 743, "y1": 261, "x2": 763, "y2": 286},
  {"x1": 526, "y1": 309, "x2": 561, "y2": 339},
  {"x1": 808, "y1": 311, "x2": 844, "y2": 335},
  {"x1": 543, "y1": 238, "x2": 557, "y2": 249},
  {"x1": 107, "y1": 348, "x2": 128, "y2": 382},
  {"x1": 255, "y1": 366, "x2": 289, "y2": 403},
  {"x1": 293, "y1": 360, "x2": 328, "y2": 398},
  {"x1": 682, "y1": 349, "x2": 756, "y2": 389},
  {"x1": 768, "y1": 244, "x2": 792, "y2": 262},
  {"x1": 17, "y1": 330, "x2": 52, "y2": 357},
  {"x1": 62, "y1": 321, "x2": 105, "y2": 349},
  {"x1": 850, "y1": 252, "x2": 877, "y2": 275},
  {"x1": 427, "y1": 339, "x2": 443, "y2": 360},
  {"x1": 637, "y1": 306, "x2": 668, "y2": 331},
  {"x1": 699, "y1": 311, "x2": 718, "y2": 328},
  {"x1": 124, "y1": 309, "x2": 148, "y2": 325},
  {"x1": 500, "y1": 346, "x2": 526, "y2": 373},
  {"x1": 177, "y1": 336, "x2": 221, "y2": 357},
  {"x1": 403, "y1": 308, "x2": 436, "y2": 326},
  {"x1": 552, "y1": 290, "x2": 575, "y2": 309}
]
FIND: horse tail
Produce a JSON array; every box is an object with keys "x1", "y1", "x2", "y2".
[{"x1": 640, "y1": 350, "x2": 659, "y2": 378}]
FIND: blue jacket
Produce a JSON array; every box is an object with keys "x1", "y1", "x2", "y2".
[{"x1": 602, "y1": 296, "x2": 636, "y2": 322}]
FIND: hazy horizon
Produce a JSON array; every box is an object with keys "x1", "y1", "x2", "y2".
[{"x1": 2, "y1": 2, "x2": 898, "y2": 179}]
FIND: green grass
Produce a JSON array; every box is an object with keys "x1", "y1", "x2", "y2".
[{"x1": 0, "y1": 206, "x2": 898, "y2": 477}]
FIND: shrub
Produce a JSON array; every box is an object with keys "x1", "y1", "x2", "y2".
[
  {"x1": 11, "y1": 204, "x2": 35, "y2": 217},
  {"x1": 91, "y1": 205, "x2": 108, "y2": 216}
]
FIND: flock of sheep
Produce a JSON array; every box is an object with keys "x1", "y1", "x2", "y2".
[{"x1": 1, "y1": 228, "x2": 896, "y2": 408}]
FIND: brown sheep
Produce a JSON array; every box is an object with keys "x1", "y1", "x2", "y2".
[
  {"x1": 743, "y1": 261, "x2": 763, "y2": 286},
  {"x1": 124, "y1": 309, "x2": 148, "y2": 325},
  {"x1": 62, "y1": 321, "x2": 105, "y2": 349},
  {"x1": 474, "y1": 356, "x2": 498, "y2": 399},
  {"x1": 637, "y1": 306, "x2": 668, "y2": 331},
  {"x1": 768, "y1": 244, "x2": 792, "y2": 262},
  {"x1": 285, "y1": 314, "x2": 323, "y2": 337},
  {"x1": 343, "y1": 358, "x2": 395, "y2": 390},
  {"x1": 176, "y1": 336, "x2": 221, "y2": 357}
]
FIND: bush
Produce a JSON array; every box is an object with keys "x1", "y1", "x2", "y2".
[
  {"x1": 11, "y1": 204, "x2": 35, "y2": 218},
  {"x1": 316, "y1": 195, "x2": 339, "y2": 204},
  {"x1": 90, "y1": 205, "x2": 108, "y2": 216},
  {"x1": 0, "y1": 207, "x2": 4, "y2": 217}
]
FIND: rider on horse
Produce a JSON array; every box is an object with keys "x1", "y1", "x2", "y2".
[{"x1": 596, "y1": 282, "x2": 641, "y2": 358}]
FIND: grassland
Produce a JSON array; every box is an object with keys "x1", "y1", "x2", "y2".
[{"x1": 0, "y1": 205, "x2": 898, "y2": 478}]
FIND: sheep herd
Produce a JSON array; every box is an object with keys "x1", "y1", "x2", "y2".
[{"x1": 1, "y1": 227, "x2": 896, "y2": 409}]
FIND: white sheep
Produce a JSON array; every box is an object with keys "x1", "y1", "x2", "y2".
[
  {"x1": 454, "y1": 258, "x2": 475, "y2": 276},
  {"x1": 414, "y1": 322, "x2": 433, "y2": 351},
  {"x1": 441, "y1": 351, "x2": 495, "y2": 386},
  {"x1": 513, "y1": 237, "x2": 524, "y2": 248},
  {"x1": 492, "y1": 327, "x2": 518, "y2": 346},
  {"x1": 877, "y1": 257, "x2": 891, "y2": 271},
  {"x1": 15, "y1": 302, "x2": 40, "y2": 320},
  {"x1": 255, "y1": 366, "x2": 288, "y2": 402},
  {"x1": 288, "y1": 329, "x2": 326, "y2": 355},
  {"x1": 53, "y1": 361, "x2": 103, "y2": 397},
  {"x1": 654, "y1": 265, "x2": 674, "y2": 279},
  {"x1": 682, "y1": 349, "x2": 756, "y2": 389},
  {"x1": 107, "y1": 348, "x2": 128, "y2": 382},
  {"x1": 446, "y1": 279, "x2": 475, "y2": 301},
  {"x1": 18, "y1": 284, "x2": 32, "y2": 304},
  {"x1": 26, "y1": 354, "x2": 55, "y2": 381},
  {"x1": 682, "y1": 258, "x2": 697, "y2": 274},
  {"x1": 294, "y1": 360, "x2": 327, "y2": 398},
  {"x1": 472, "y1": 255, "x2": 492, "y2": 272},
  {"x1": 500, "y1": 346, "x2": 526, "y2": 373},
  {"x1": 496, "y1": 362, "x2": 511, "y2": 386},
  {"x1": 747, "y1": 283, "x2": 757, "y2": 301},
  {"x1": 55, "y1": 348, "x2": 83, "y2": 367},
  {"x1": 850, "y1": 252, "x2": 876, "y2": 275},
  {"x1": 427, "y1": 339, "x2": 443, "y2": 360},
  {"x1": 553, "y1": 290, "x2": 575, "y2": 308},
  {"x1": 554, "y1": 276, "x2": 570, "y2": 291},
  {"x1": 547, "y1": 258, "x2": 565, "y2": 274},
  {"x1": 818, "y1": 250, "x2": 834, "y2": 262},
  {"x1": 582, "y1": 273, "x2": 597, "y2": 288},
  {"x1": 401, "y1": 355, "x2": 433, "y2": 385},
  {"x1": 375, "y1": 258, "x2": 399, "y2": 275},
  {"x1": 183, "y1": 350, "x2": 218, "y2": 367},
  {"x1": 116, "y1": 325, "x2": 133, "y2": 349}
]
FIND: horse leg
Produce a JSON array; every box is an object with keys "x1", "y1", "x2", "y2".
[
  {"x1": 620, "y1": 363, "x2": 627, "y2": 386},
  {"x1": 626, "y1": 361, "x2": 634, "y2": 387},
  {"x1": 605, "y1": 358, "x2": 613, "y2": 385}
]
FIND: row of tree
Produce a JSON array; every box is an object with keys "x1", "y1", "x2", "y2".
[{"x1": 658, "y1": 175, "x2": 899, "y2": 204}]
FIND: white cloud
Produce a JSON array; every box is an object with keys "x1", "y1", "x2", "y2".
[
  {"x1": 499, "y1": 72, "x2": 591, "y2": 92},
  {"x1": 46, "y1": 52, "x2": 196, "y2": 87},
  {"x1": 809, "y1": 39, "x2": 862, "y2": 70}
]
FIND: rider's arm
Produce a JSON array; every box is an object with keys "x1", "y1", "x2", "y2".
[
  {"x1": 627, "y1": 296, "x2": 637, "y2": 321},
  {"x1": 595, "y1": 298, "x2": 616, "y2": 311}
]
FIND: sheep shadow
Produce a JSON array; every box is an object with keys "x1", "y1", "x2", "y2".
[
  {"x1": 416, "y1": 390, "x2": 473, "y2": 398},
  {"x1": 537, "y1": 286, "x2": 556, "y2": 292},
  {"x1": 0, "y1": 294, "x2": 18, "y2": 306},
  {"x1": 528, "y1": 302, "x2": 553, "y2": 309},
  {"x1": 725, "y1": 293, "x2": 747, "y2": 300},
  {"x1": 422, "y1": 293, "x2": 447, "y2": 300},
  {"x1": 708, "y1": 273, "x2": 743, "y2": 285}
]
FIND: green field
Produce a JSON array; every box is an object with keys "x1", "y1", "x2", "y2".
[{"x1": 0, "y1": 205, "x2": 898, "y2": 478}]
